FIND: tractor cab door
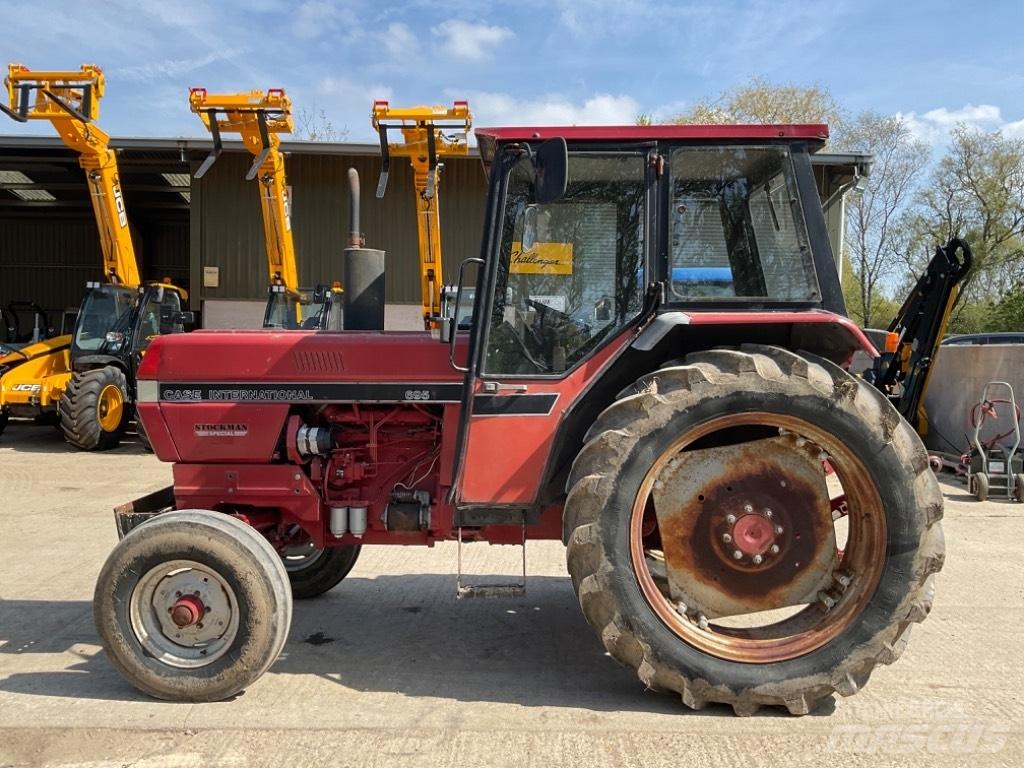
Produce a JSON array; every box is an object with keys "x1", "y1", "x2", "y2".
[{"x1": 452, "y1": 148, "x2": 653, "y2": 506}]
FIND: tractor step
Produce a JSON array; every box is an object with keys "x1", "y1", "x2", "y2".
[{"x1": 456, "y1": 521, "x2": 526, "y2": 599}]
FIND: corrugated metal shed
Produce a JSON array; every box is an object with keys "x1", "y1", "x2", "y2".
[
  {"x1": 0, "y1": 135, "x2": 487, "y2": 323},
  {"x1": 191, "y1": 150, "x2": 486, "y2": 305}
]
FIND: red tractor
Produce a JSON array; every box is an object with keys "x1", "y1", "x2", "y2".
[{"x1": 94, "y1": 124, "x2": 946, "y2": 716}]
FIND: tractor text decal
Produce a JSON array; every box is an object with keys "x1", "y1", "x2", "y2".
[
  {"x1": 510, "y1": 242, "x2": 574, "y2": 275},
  {"x1": 113, "y1": 184, "x2": 128, "y2": 228},
  {"x1": 194, "y1": 423, "x2": 249, "y2": 437}
]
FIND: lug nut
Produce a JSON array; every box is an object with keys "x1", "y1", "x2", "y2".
[
  {"x1": 732, "y1": 550, "x2": 743, "y2": 560},
  {"x1": 697, "y1": 614, "x2": 710, "y2": 630},
  {"x1": 725, "y1": 513, "x2": 737, "y2": 524},
  {"x1": 675, "y1": 601, "x2": 687, "y2": 614},
  {"x1": 722, "y1": 533, "x2": 732, "y2": 543},
  {"x1": 769, "y1": 544, "x2": 780, "y2": 554},
  {"x1": 774, "y1": 525, "x2": 784, "y2": 535},
  {"x1": 743, "y1": 504, "x2": 753, "y2": 514},
  {"x1": 752, "y1": 554, "x2": 763, "y2": 564},
  {"x1": 819, "y1": 592, "x2": 836, "y2": 610},
  {"x1": 764, "y1": 508, "x2": 773, "y2": 518},
  {"x1": 835, "y1": 573, "x2": 851, "y2": 588}
]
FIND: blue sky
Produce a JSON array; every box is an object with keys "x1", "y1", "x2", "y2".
[{"x1": 3, "y1": 0, "x2": 1023, "y2": 145}]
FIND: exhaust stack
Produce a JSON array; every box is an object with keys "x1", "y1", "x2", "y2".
[{"x1": 342, "y1": 168, "x2": 386, "y2": 330}]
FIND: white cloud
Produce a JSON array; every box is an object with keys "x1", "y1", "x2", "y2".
[
  {"x1": 897, "y1": 103, "x2": 1020, "y2": 145},
  {"x1": 114, "y1": 49, "x2": 246, "y2": 82},
  {"x1": 432, "y1": 20, "x2": 513, "y2": 60},
  {"x1": 291, "y1": 1, "x2": 357, "y2": 40},
  {"x1": 382, "y1": 22, "x2": 418, "y2": 58},
  {"x1": 1002, "y1": 118, "x2": 1024, "y2": 139},
  {"x1": 456, "y1": 91, "x2": 640, "y2": 126},
  {"x1": 317, "y1": 76, "x2": 393, "y2": 107}
]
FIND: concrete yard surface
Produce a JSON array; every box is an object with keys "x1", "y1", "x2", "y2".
[{"x1": 1, "y1": 419, "x2": 1022, "y2": 767}]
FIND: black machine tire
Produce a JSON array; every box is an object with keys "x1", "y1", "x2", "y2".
[
  {"x1": 563, "y1": 345, "x2": 944, "y2": 716},
  {"x1": 94, "y1": 510, "x2": 293, "y2": 702},
  {"x1": 59, "y1": 366, "x2": 130, "y2": 450},
  {"x1": 136, "y1": 417, "x2": 154, "y2": 453},
  {"x1": 0, "y1": 410, "x2": 8, "y2": 437},
  {"x1": 284, "y1": 545, "x2": 362, "y2": 599},
  {"x1": 972, "y1": 472, "x2": 990, "y2": 502}
]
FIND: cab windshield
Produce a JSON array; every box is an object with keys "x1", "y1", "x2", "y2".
[
  {"x1": 73, "y1": 285, "x2": 135, "y2": 352},
  {"x1": 484, "y1": 152, "x2": 647, "y2": 376}
]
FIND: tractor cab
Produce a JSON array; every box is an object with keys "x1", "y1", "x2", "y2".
[{"x1": 449, "y1": 125, "x2": 845, "y2": 379}]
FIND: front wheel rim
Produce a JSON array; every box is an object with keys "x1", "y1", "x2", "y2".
[
  {"x1": 97, "y1": 383, "x2": 124, "y2": 432},
  {"x1": 629, "y1": 411, "x2": 887, "y2": 664},
  {"x1": 129, "y1": 559, "x2": 240, "y2": 669}
]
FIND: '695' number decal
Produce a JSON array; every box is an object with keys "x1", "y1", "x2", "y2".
[{"x1": 404, "y1": 389, "x2": 431, "y2": 401}]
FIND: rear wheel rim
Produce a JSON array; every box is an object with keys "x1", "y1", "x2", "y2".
[
  {"x1": 129, "y1": 559, "x2": 240, "y2": 669},
  {"x1": 629, "y1": 411, "x2": 887, "y2": 664},
  {"x1": 97, "y1": 383, "x2": 123, "y2": 432}
]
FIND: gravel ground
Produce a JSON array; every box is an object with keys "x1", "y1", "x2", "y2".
[{"x1": 1, "y1": 419, "x2": 1021, "y2": 767}]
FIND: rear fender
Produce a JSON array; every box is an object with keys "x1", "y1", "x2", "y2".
[{"x1": 539, "y1": 311, "x2": 878, "y2": 510}]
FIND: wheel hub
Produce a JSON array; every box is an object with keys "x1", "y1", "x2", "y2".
[
  {"x1": 730, "y1": 512, "x2": 776, "y2": 557},
  {"x1": 651, "y1": 435, "x2": 839, "y2": 618},
  {"x1": 170, "y1": 594, "x2": 205, "y2": 628}
]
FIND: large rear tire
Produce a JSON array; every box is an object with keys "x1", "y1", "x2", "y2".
[
  {"x1": 0, "y1": 410, "x2": 8, "y2": 438},
  {"x1": 94, "y1": 510, "x2": 293, "y2": 702},
  {"x1": 59, "y1": 366, "x2": 129, "y2": 450},
  {"x1": 564, "y1": 345, "x2": 943, "y2": 716}
]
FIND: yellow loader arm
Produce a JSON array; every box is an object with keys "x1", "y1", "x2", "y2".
[
  {"x1": 372, "y1": 100, "x2": 472, "y2": 330},
  {"x1": 189, "y1": 88, "x2": 299, "y2": 293},
  {"x1": 3, "y1": 64, "x2": 140, "y2": 287}
]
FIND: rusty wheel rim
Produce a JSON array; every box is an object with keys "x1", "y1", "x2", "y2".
[{"x1": 629, "y1": 411, "x2": 886, "y2": 663}]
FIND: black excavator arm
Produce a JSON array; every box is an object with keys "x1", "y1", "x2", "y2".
[{"x1": 866, "y1": 237, "x2": 973, "y2": 436}]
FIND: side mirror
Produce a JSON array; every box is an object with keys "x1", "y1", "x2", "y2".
[
  {"x1": 534, "y1": 137, "x2": 568, "y2": 204},
  {"x1": 159, "y1": 306, "x2": 195, "y2": 334}
]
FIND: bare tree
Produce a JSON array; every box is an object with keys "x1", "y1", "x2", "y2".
[
  {"x1": 296, "y1": 102, "x2": 349, "y2": 142},
  {"x1": 842, "y1": 113, "x2": 929, "y2": 326},
  {"x1": 668, "y1": 76, "x2": 845, "y2": 132}
]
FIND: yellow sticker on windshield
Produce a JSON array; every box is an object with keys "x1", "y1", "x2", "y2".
[{"x1": 510, "y1": 242, "x2": 574, "y2": 275}]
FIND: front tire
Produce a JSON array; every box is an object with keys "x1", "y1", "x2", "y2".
[
  {"x1": 60, "y1": 366, "x2": 130, "y2": 450},
  {"x1": 94, "y1": 510, "x2": 293, "y2": 702},
  {"x1": 564, "y1": 345, "x2": 943, "y2": 715}
]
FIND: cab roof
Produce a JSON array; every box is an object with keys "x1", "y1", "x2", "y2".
[{"x1": 475, "y1": 123, "x2": 828, "y2": 145}]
